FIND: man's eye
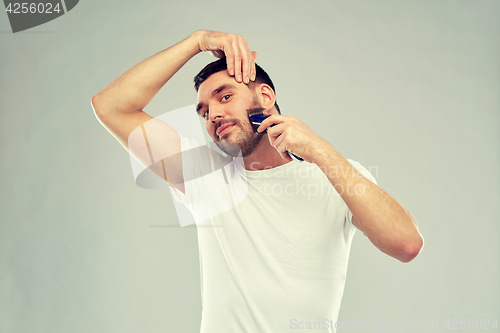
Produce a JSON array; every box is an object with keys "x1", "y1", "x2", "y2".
[
  {"x1": 221, "y1": 94, "x2": 231, "y2": 101},
  {"x1": 202, "y1": 110, "x2": 209, "y2": 119}
]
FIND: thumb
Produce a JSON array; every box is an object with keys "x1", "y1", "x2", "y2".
[{"x1": 210, "y1": 50, "x2": 226, "y2": 58}]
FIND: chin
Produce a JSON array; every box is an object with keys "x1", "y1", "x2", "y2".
[{"x1": 215, "y1": 140, "x2": 242, "y2": 157}]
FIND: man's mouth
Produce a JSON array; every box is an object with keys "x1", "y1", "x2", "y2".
[{"x1": 216, "y1": 123, "x2": 235, "y2": 138}]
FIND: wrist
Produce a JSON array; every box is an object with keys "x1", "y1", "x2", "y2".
[
  {"x1": 313, "y1": 141, "x2": 342, "y2": 168},
  {"x1": 189, "y1": 30, "x2": 206, "y2": 54}
]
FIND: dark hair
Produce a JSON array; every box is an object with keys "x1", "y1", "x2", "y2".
[{"x1": 194, "y1": 57, "x2": 280, "y2": 114}]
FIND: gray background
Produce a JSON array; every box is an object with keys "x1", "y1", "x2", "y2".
[{"x1": 1, "y1": 0, "x2": 499, "y2": 332}]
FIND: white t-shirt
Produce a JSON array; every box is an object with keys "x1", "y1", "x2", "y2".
[{"x1": 171, "y1": 138, "x2": 377, "y2": 333}]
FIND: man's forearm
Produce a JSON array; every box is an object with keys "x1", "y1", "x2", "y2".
[
  {"x1": 92, "y1": 31, "x2": 202, "y2": 115},
  {"x1": 314, "y1": 144, "x2": 423, "y2": 262}
]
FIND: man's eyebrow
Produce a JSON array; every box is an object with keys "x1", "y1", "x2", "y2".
[
  {"x1": 211, "y1": 84, "x2": 234, "y2": 97},
  {"x1": 196, "y1": 84, "x2": 235, "y2": 114},
  {"x1": 196, "y1": 102, "x2": 205, "y2": 114}
]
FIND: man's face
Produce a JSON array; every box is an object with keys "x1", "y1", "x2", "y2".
[{"x1": 196, "y1": 70, "x2": 264, "y2": 157}]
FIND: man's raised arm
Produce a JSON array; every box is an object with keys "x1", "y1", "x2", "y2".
[{"x1": 91, "y1": 30, "x2": 257, "y2": 188}]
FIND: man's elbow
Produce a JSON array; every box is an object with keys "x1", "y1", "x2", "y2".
[
  {"x1": 398, "y1": 233, "x2": 424, "y2": 263},
  {"x1": 91, "y1": 93, "x2": 109, "y2": 119}
]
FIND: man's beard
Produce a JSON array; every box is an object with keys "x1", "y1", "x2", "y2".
[{"x1": 214, "y1": 106, "x2": 265, "y2": 157}]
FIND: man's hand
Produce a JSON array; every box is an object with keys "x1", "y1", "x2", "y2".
[
  {"x1": 257, "y1": 115, "x2": 331, "y2": 163},
  {"x1": 194, "y1": 30, "x2": 258, "y2": 84}
]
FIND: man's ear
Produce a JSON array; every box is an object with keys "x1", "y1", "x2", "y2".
[{"x1": 254, "y1": 83, "x2": 275, "y2": 111}]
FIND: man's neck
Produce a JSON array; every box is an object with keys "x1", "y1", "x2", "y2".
[{"x1": 243, "y1": 134, "x2": 290, "y2": 170}]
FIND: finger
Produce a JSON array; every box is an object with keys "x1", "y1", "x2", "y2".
[
  {"x1": 241, "y1": 51, "x2": 250, "y2": 84},
  {"x1": 265, "y1": 122, "x2": 287, "y2": 142},
  {"x1": 238, "y1": 36, "x2": 251, "y2": 84},
  {"x1": 266, "y1": 124, "x2": 291, "y2": 158},
  {"x1": 257, "y1": 115, "x2": 286, "y2": 132},
  {"x1": 209, "y1": 49, "x2": 225, "y2": 58},
  {"x1": 251, "y1": 51, "x2": 257, "y2": 81},
  {"x1": 232, "y1": 39, "x2": 243, "y2": 83},
  {"x1": 274, "y1": 139, "x2": 293, "y2": 162},
  {"x1": 271, "y1": 128, "x2": 286, "y2": 149},
  {"x1": 223, "y1": 41, "x2": 236, "y2": 77},
  {"x1": 221, "y1": 34, "x2": 239, "y2": 77}
]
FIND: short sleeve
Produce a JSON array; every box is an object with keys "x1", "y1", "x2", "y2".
[{"x1": 168, "y1": 136, "x2": 246, "y2": 225}]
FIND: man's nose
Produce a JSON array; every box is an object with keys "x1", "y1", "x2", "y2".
[{"x1": 209, "y1": 106, "x2": 225, "y2": 122}]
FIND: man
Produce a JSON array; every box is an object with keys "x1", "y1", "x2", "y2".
[{"x1": 92, "y1": 30, "x2": 423, "y2": 332}]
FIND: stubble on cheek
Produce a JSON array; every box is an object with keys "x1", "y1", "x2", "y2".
[
  {"x1": 213, "y1": 119, "x2": 264, "y2": 157},
  {"x1": 211, "y1": 97, "x2": 265, "y2": 156}
]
